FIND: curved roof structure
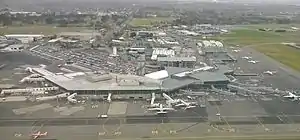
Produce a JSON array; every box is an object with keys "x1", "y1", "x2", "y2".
[{"x1": 145, "y1": 70, "x2": 169, "y2": 80}]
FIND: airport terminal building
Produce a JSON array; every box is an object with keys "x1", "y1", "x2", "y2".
[{"x1": 32, "y1": 65, "x2": 233, "y2": 98}]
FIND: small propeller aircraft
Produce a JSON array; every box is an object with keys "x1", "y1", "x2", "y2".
[
  {"x1": 30, "y1": 131, "x2": 48, "y2": 140},
  {"x1": 248, "y1": 60, "x2": 259, "y2": 64},
  {"x1": 263, "y1": 71, "x2": 277, "y2": 75},
  {"x1": 233, "y1": 49, "x2": 241, "y2": 52},
  {"x1": 242, "y1": 56, "x2": 252, "y2": 60}
]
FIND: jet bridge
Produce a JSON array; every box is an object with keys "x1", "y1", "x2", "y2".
[
  {"x1": 151, "y1": 93, "x2": 155, "y2": 105},
  {"x1": 107, "y1": 93, "x2": 112, "y2": 103},
  {"x1": 20, "y1": 77, "x2": 45, "y2": 83},
  {"x1": 233, "y1": 73, "x2": 259, "y2": 76},
  {"x1": 227, "y1": 84, "x2": 263, "y2": 95},
  {"x1": 36, "y1": 93, "x2": 70, "y2": 101},
  {"x1": 211, "y1": 85, "x2": 236, "y2": 95},
  {"x1": 149, "y1": 93, "x2": 160, "y2": 107},
  {"x1": 1, "y1": 87, "x2": 59, "y2": 95},
  {"x1": 247, "y1": 87, "x2": 287, "y2": 95},
  {"x1": 231, "y1": 81, "x2": 258, "y2": 87}
]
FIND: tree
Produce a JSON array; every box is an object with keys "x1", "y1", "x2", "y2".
[
  {"x1": 101, "y1": 15, "x2": 109, "y2": 23},
  {"x1": 45, "y1": 17, "x2": 54, "y2": 24},
  {"x1": 0, "y1": 14, "x2": 12, "y2": 26}
]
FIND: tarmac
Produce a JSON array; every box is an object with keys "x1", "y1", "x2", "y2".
[
  {"x1": 228, "y1": 47, "x2": 300, "y2": 89},
  {"x1": 0, "y1": 52, "x2": 50, "y2": 85}
]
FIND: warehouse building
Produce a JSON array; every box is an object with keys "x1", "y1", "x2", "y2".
[
  {"x1": 197, "y1": 40, "x2": 236, "y2": 63},
  {"x1": 157, "y1": 56, "x2": 196, "y2": 68}
]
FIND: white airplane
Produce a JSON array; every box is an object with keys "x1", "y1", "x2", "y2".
[
  {"x1": 149, "y1": 102, "x2": 160, "y2": 108},
  {"x1": 162, "y1": 93, "x2": 181, "y2": 104},
  {"x1": 291, "y1": 27, "x2": 299, "y2": 30},
  {"x1": 176, "y1": 100, "x2": 197, "y2": 110},
  {"x1": 242, "y1": 56, "x2": 252, "y2": 60},
  {"x1": 25, "y1": 67, "x2": 33, "y2": 73},
  {"x1": 30, "y1": 131, "x2": 48, "y2": 140},
  {"x1": 67, "y1": 93, "x2": 77, "y2": 104},
  {"x1": 187, "y1": 96, "x2": 196, "y2": 100},
  {"x1": 39, "y1": 64, "x2": 47, "y2": 68},
  {"x1": 283, "y1": 91, "x2": 300, "y2": 101},
  {"x1": 248, "y1": 60, "x2": 259, "y2": 64},
  {"x1": 147, "y1": 104, "x2": 175, "y2": 114},
  {"x1": 233, "y1": 49, "x2": 240, "y2": 52},
  {"x1": 263, "y1": 71, "x2": 277, "y2": 75}
]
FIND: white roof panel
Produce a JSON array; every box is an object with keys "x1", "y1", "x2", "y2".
[{"x1": 145, "y1": 70, "x2": 169, "y2": 80}]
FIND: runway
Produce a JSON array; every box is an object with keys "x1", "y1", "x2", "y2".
[
  {"x1": 229, "y1": 46, "x2": 300, "y2": 89},
  {"x1": 2, "y1": 114, "x2": 300, "y2": 126},
  {"x1": 0, "y1": 116, "x2": 207, "y2": 126}
]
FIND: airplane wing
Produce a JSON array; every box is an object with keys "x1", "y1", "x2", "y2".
[
  {"x1": 180, "y1": 100, "x2": 189, "y2": 106},
  {"x1": 32, "y1": 135, "x2": 39, "y2": 139},
  {"x1": 175, "y1": 103, "x2": 185, "y2": 107},
  {"x1": 184, "y1": 105, "x2": 197, "y2": 110},
  {"x1": 147, "y1": 108, "x2": 160, "y2": 111},
  {"x1": 156, "y1": 111, "x2": 168, "y2": 114},
  {"x1": 283, "y1": 95, "x2": 292, "y2": 98},
  {"x1": 284, "y1": 92, "x2": 294, "y2": 98},
  {"x1": 162, "y1": 108, "x2": 175, "y2": 111}
]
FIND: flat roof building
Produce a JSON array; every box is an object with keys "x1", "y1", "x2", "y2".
[
  {"x1": 32, "y1": 64, "x2": 233, "y2": 94},
  {"x1": 32, "y1": 68, "x2": 161, "y2": 94},
  {"x1": 157, "y1": 56, "x2": 196, "y2": 68}
]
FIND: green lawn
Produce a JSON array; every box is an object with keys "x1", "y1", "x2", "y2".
[
  {"x1": 218, "y1": 26, "x2": 300, "y2": 72},
  {"x1": 238, "y1": 24, "x2": 300, "y2": 30},
  {"x1": 0, "y1": 25, "x2": 89, "y2": 35},
  {"x1": 220, "y1": 29, "x2": 285, "y2": 45},
  {"x1": 128, "y1": 17, "x2": 172, "y2": 27},
  {"x1": 254, "y1": 44, "x2": 300, "y2": 71},
  {"x1": 137, "y1": 134, "x2": 300, "y2": 140}
]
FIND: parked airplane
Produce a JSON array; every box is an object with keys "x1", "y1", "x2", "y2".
[
  {"x1": 147, "y1": 104, "x2": 175, "y2": 114},
  {"x1": 25, "y1": 67, "x2": 33, "y2": 73},
  {"x1": 291, "y1": 27, "x2": 299, "y2": 30},
  {"x1": 67, "y1": 93, "x2": 77, "y2": 104},
  {"x1": 176, "y1": 100, "x2": 197, "y2": 110},
  {"x1": 263, "y1": 71, "x2": 277, "y2": 75},
  {"x1": 248, "y1": 60, "x2": 259, "y2": 64},
  {"x1": 162, "y1": 93, "x2": 181, "y2": 104},
  {"x1": 30, "y1": 131, "x2": 48, "y2": 140},
  {"x1": 233, "y1": 49, "x2": 240, "y2": 52},
  {"x1": 283, "y1": 91, "x2": 300, "y2": 101},
  {"x1": 242, "y1": 56, "x2": 252, "y2": 60},
  {"x1": 39, "y1": 64, "x2": 47, "y2": 68},
  {"x1": 187, "y1": 96, "x2": 196, "y2": 100}
]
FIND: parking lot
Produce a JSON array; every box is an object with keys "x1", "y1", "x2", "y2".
[{"x1": 31, "y1": 44, "x2": 136, "y2": 74}]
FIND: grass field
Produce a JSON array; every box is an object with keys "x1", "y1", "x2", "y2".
[
  {"x1": 218, "y1": 25, "x2": 300, "y2": 71},
  {"x1": 128, "y1": 17, "x2": 172, "y2": 27},
  {"x1": 0, "y1": 25, "x2": 89, "y2": 35},
  {"x1": 144, "y1": 134, "x2": 300, "y2": 140}
]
